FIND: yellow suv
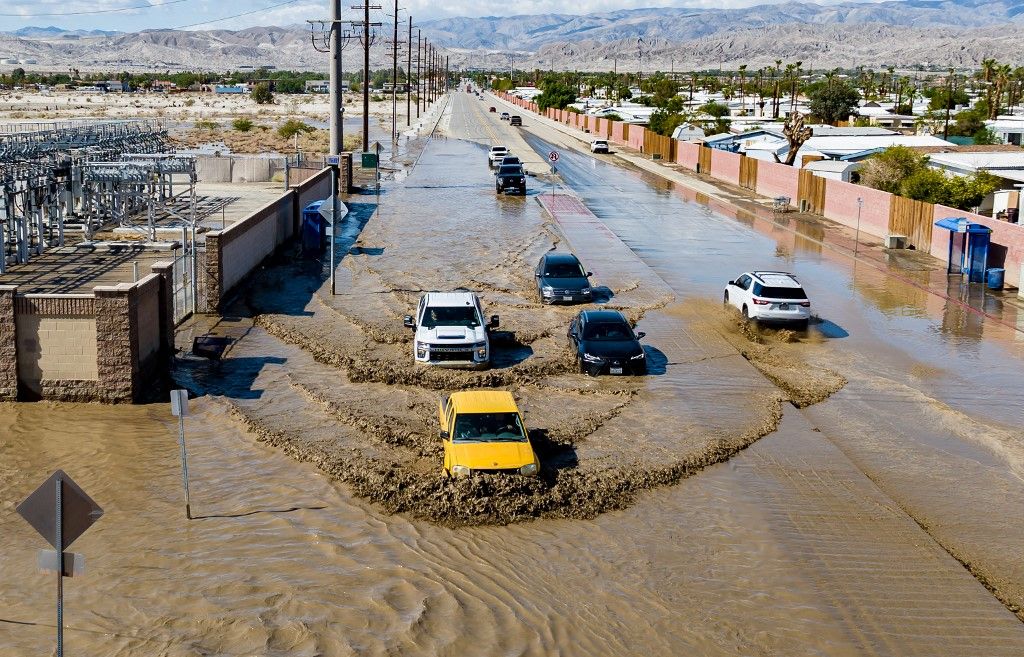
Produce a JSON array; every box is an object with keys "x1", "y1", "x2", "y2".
[{"x1": 438, "y1": 391, "x2": 540, "y2": 478}]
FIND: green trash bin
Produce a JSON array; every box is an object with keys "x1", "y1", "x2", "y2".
[{"x1": 361, "y1": 152, "x2": 378, "y2": 168}]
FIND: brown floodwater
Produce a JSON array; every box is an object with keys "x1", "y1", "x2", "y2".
[{"x1": 3, "y1": 92, "x2": 1024, "y2": 655}]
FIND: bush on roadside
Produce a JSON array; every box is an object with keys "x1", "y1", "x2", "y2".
[
  {"x1": 232, "y1": 117, "x2": 255, "y2": 132},
  {"x1": 194, "y1": 119, "x2": 219, "y2": 130}
]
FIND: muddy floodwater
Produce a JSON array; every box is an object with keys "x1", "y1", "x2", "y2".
[{"x1": 3, "y1": 92, "x2": 1024, "y2": 655}]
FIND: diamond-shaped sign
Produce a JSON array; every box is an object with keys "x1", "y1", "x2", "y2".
[
  {"x1": 16, "y1": 470, "x2": 103, "y2": 550},
  {"x1": 319, "y1": 198, "x2": 349, "y2": 224}
]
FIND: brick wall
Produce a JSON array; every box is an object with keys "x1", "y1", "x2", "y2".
[
  {"x1": 710, "y1": 150, "x2": 742, "y2": 185},
  {"x1": 0, "y1": 286, "x2": 16, "y2": 401}
]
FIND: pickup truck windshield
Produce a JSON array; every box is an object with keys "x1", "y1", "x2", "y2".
[
  {"x1": 453, "y1": 412, "x2": 527, "y2": 442},
  {"x1": 422, "y1": 305, "x2": 480, "y2": 328},
  {"x1": 544, "y1": 262, "x2": 586, "y2": 278}
]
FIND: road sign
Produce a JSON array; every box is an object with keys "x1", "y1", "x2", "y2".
[
  {"x1": 319, "y1": 198, "x2": 349, "y2": 224},
  {"x1": 548, "y1": 151, "x2": 559, "y2": 162},
  {"x1": 38, "y1": 550, "x2": 84, "y2": 578},
  {"x1": 170, "y1": 389, "x2": 189, "y2": 417},
  {"x1": 17, "y1": 470, "x2": 103, "y2": 550}
]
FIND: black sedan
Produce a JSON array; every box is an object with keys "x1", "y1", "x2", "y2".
[
  {"x1": 495, "y1": 164, "x2": 526, "y2": 195},
  {"x1": 535, "y1": 252, "x2": 592, "y2": 304},
  {"x1": 568, "y1": 309, "x2": 646, "y2": 376}
]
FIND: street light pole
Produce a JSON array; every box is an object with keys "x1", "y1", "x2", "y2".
[{"x1": 855, "y1": 197, "x2": 863, "y2": 256}]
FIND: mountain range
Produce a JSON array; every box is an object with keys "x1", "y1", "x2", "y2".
[{"x1": 0, "y1": 1, "x2": 1021, "y2": 72}]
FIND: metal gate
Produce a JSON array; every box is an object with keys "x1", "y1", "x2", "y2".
[{"x1": 170, "y1": 227, "x2": 200, "y2": 324}]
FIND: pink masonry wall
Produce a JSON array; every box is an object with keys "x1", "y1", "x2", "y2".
[
  {"x1": 824, "y1": 179, "x2": 892, "y2": 238},
  {"x1": 627, "y1": 125, "x2": 645, "y2": 151},
  {"x1": 930, "y1": 206, "x2": 1024, "y2": 287},
  {"x1": 610, "y1": 121, "x2": 627, "y2": 145},
  {"x1": 755, "y1": 160, "x2": 800, "y2": 203},
  {"x1": 675, "y1": 141, "x2": 699, "y2": 170},
  {"x1": 710, "y1": 150, "x2": 742, "y2": 185}
]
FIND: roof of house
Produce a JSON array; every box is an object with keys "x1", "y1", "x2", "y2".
[
  {"x1": 807, "y1": 125, "x2": 897, "y2": 137},
  {"x1": 803, "y1": 134, "x2": 953, "y2": 155},
  {"x1": 927, "y1": 150, "x2": 1024, "y2": 182},
  {"x1": 804, "y1": 160, "x2": 862, "y2": 173}
]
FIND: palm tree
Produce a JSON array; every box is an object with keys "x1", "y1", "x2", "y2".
[
  {"x1": 992, "y1": 63, "x2": 1012, "y2": 119},
  {"x1": 738, "y1": 63, "x2": 747, "y2": 112}
]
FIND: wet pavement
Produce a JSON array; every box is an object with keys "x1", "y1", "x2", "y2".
[{"x1": 3, "y1": 91, "x2": 1024, "y2": 655}]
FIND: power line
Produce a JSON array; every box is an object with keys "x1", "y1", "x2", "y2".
[
  {"x1": 0, "y1": 0, "x2": 190, "y2": 17},
  {"x1": 170, "y1": 0, "x2": 303, "y2": 31}
]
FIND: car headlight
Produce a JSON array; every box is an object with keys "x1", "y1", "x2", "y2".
[
  {"x1": 583, "y1": 352, "x2": 603, "y2": 363},
  {"x1": 474, "y1": 341, "x2": 488, "y2": 358},
  {"x1": 541, "y1": 286, "x2": 553, "y2": 296},
  {"x1": 519, "y1": 462, "x2": 539, "y2": 476},
  {"x1": 581, "y1": 287, "x2": 592, "y2": 294},
  {"x1": 451, "y1": 465, "x2": 471, "y2": 477},
  {"x1": 415, "y1": 341, "x2": 427, "y2": 350},
  {"x1": 630, "y1": 352, "x2": 645, "y2": 360}
]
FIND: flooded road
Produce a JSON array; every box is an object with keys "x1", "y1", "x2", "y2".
[{"x1": 3, "y1": 91, "x2": 1024, "y2": 655}]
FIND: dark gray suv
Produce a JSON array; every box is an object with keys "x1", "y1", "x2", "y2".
[{"x1": 535, "y1": 252, "x2": 593, "y2": 304}]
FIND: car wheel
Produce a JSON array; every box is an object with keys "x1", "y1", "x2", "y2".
[
  {"x1": 795, "y1": 319, "x2": 809, "y2": 331},
  {"x1": 723, "y1": 290, "x2": 729, "y2": 305},
  {"x1": 742, "y1": 304, "x2": 752, "y2": 321}
]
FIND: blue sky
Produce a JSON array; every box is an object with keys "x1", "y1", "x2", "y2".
[{"x1": 0, "y1": 0, "x2": 878, "y2": 32}]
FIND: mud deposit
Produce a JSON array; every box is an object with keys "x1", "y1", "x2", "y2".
[{"x1": 179, "y1": 136, "x2": 843, "y2": 526}]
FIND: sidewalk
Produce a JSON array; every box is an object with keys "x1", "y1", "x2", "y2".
[{"x1": 490, "y1": 93, "x2": 1024, "y2": 334}]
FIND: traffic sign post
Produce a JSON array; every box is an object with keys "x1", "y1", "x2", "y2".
[
  {"x1": 548, "y1": 151, "x2": 560, "y2": 197},
  {"x1": 17, "y1": 470, "x2": 103, "y2": 657},
  {"x1": 170, "y1": 389, "x2": 192, "y2": 519}
]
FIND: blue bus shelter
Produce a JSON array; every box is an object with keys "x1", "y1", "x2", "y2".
[{"x1": 934, "y1": 217, "x2": 992, "y2": 284}]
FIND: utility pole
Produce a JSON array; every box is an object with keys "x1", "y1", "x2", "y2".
[
  {"x1": 307, "y1": 8, "x2": 355, "y2": 156},
  {"x1": 352, "y1": 1, "x2": 381, "y2": 153},
  {"x1": 406, "y1": 16, "x2": 412, "y2": 126},
  {"x1": 331, "y1": 0, "x2": 343, "y2": 155},
  {"x1": 390, "y1": 0, "x2": 399, "y2": 144},
  {"x1": 416, "y1": 30, "x2": 422, "y2": 117}
]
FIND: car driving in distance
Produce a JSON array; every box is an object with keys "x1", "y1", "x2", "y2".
[
  {"x1": 568, "y1": 309, "x2": 646, "y2": 376},
  {"x1": 499, "y1": 155, "x2": 522, "y2": 167},
  {"x1": 591, "y1": 139, "x2": 610, "y2": 153},
  {"x1": 438, "y1": 390, "x2": 540, "y2": 478},
  {"x1": 510, "y1": 115, "x2": 522, "y2": 126},
  {"x1": 488, "y1": 146, "x2": 509, "y2": 166},
  {"x1": 535, "y1": 252, "x2": 593, "y2": 303},
  {"x1": 404, "y1": 292, "x2": 499, "y2": 369},
  {"x1": 495, "y1": 163, "x2": 527, "y2": 195},
  {"x1": 489, "y1": 106, "x2": 496, "y2": 112},
  {"x1": 500, "y1": 111, "x2": 510, "y2": 121},
  {"x1": 723, "y1": 271, "x2": 811, "y2": 327}
]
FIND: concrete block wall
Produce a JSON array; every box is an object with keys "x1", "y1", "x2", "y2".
[
  {"x1": 710, "y1": 150, "x2": 742, "y2": 185},
  {"x1": 676, "y1": 142, "x2": 700, "y2": 170},
  {"x1": 755, "y1": 160, "x2": 800, "y2": 204},
  {"x1": 627, "y1": 125, "x2": 645, "y2": 151},
  {"x1": 196, "y1": 156, "x2": 234, "y2": 183},
  {"x1": 0, "y1": 286, "x2": 17, "y2": 401},
  {"x1": 216, "y1": 192, "x2": 295, "y2": 294},
  {"x1": 824, "y1": 180, "x2": 892, "y2": 238}
]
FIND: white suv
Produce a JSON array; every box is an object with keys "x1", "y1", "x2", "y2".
[
  {"x1": 724, "y1": 271, "x2": 811, "y2": 327},
  {"x1": 488, "y1": 146, "x2": 508, "y2": 166},
  {"x1": 591, "y1": 139, "x2": 610, "y2": 153},
  {"x1": 403, "y1": 292, "x2": 499, "y2": 370}
]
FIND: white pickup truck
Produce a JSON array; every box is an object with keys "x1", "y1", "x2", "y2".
[
  {"x1": 404, "y1": 292, "x2": 499, "y2": 370},
  {"x1": 488, "y1": 146, "x2": 509, "y2": 167}
]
